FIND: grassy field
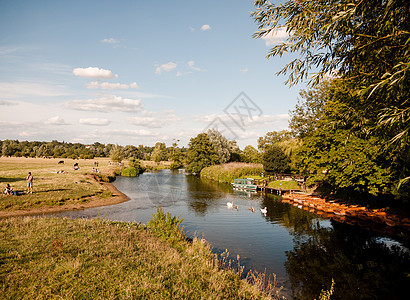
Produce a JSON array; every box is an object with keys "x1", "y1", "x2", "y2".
[
  {"x1": 200, "y1": 163, "x2": 264, "y2": 184},
  {"x1": 0, "y1": 157, "x2": 116, "y2": 211},
  {"x1": 0, "y1": 212, "x2": 276, "y2": 299}
]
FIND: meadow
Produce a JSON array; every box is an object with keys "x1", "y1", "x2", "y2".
[
  {"x1": 0, "y1": 157, "x2": 117, "y2": 213},
  {"x1": 0, "y1": 211, "x2": 277, "y2": 299}
]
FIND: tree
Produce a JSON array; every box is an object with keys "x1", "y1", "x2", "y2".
[
  {"x1": 110, "y1": 145, "x2": 124, "y2": 163},
  {"x1": 262, "y1": 145, "x2": 290, "y2": 173},
  {"x1": 169, "y1": 140, "x2": 184, "y2": 169},
  {"x1": 206, "y1": 129, "x2": 231, "y2": 164},
  {"x1": 289, "y1": 80, "x2": 331, "y2": 139},
  {"x1": 185, "y1": 133, "x2": 219, "y2": 174},
  {"x1": 121, "y1": 157, "x2": 144, "y2": 177},
  {"x1": 292, "y1": 97, "x2": 395, "y2": 198},
  {"x1": 241, "y1": 145, "x2": 261, "y2": 163},
  {"x1": 151, "y1": 142, "x2": 168, "y2": 163},
  {"x1": 252, "y1": 0, "x2": 409, "y2": 146},
  {"x1": 257, "y1": 130, "x2": 292, "y2": 153}
]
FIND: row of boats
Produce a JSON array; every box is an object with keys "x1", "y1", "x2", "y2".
[{"x1": 281, "y1": 193, "x2": 410, "y2": 230}]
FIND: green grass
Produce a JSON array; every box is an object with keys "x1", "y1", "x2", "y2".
[
  {"x1": 267, "y1": 180, "x2": 301, "y2": 190},
  {"x1": 200, "y1": 163, "x2": 264, "y2": 184},
  {"x1": 0, "y1": 157, "x2": 114, "y2": 211},
  {"x1": 0, "y1": 213, "x2": 276, "y2": 299}
]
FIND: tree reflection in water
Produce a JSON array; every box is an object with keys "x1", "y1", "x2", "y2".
[
  {"x1": 285, "y1": 221, "x2": 410, "y2": 300},
  {"x1": 185, "y1": 175, "x2": 232, "y2": 216}
]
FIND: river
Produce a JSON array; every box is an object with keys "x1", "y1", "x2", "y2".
[{"x1": 55, "y1": 169, "x2": 410, "y2": 299}]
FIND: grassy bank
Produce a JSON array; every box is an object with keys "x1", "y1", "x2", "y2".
[
  {"x1": 0, "y1": 212, "x2": 275, "y2": 299},
  {"x1": 267, "y1": 180, "x2": 301, "y2": 190},
  {"x1": 0, "y1": 157, "x2": 117, "y2": 211},
  {"x1": 200, "y1": 163, "x2": 264, "y2": 184}
]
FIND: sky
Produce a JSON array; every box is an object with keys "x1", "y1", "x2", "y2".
[{"x1": 0, "y1": 0, "x2": 306, "y2": 149}]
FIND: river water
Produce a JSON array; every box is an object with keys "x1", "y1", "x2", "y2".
[{"x1": 55, "y1": 169, "x2": 410, "y2": 299}]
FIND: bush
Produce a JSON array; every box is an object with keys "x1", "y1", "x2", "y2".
[
  {"x1": 121, "y1": 167, "x2": 138, "y2": 177},
  {"x1": 170, "y1": 161, "x2": 183, "y2": 169}
]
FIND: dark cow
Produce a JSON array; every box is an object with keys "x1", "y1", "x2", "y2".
[
  {"x1": 74, "y1": 162, "x2": 79, "y2": 167},
  {"x1": 58, "y1": 160, "x2": 64, "y2": 164}
]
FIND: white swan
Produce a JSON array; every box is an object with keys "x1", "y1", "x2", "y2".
[
  {"x1": 227, "y1": 201, "x2": 233, "y2": 208},
  {"x1": 260, "y1": 207, "x2": 267, "y2": 214}
]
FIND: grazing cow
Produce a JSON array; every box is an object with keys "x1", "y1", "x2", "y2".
[
  {"x1": 58, "y1": 160, "x2": 64, "y2": 164},
  {"x1": 73, "y1": 162, "x2": 79, "y2": 167}
]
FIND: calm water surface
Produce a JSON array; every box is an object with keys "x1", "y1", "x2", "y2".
[{"x1": 56, "y1": 170, "x2": 410, "y2": 299}]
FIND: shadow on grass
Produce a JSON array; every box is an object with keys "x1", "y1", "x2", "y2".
[
  {"x1": 42, "y1": 189, "x2": 69, "y2": 192},
  {"x1": 0, "y1": 177, "x2": 25, "y2": 183}
]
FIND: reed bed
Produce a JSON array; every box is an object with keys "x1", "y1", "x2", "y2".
[{"x1": 200, "y1": 163, "x2": 264, "y2": 184}]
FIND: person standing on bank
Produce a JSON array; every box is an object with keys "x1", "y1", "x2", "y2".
[{"x1": 26, "y1": 172, "x2": 33, "y2": 194}]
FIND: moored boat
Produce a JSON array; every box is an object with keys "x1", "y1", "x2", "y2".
[{"x1": 232, "y1": 178, "x2": 258, "y2": 191}]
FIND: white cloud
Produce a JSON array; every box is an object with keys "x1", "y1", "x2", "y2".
[
  {"x1": 128, "y1": 116, "x2": 163, "y2": 128},
  {"x1": 101, "y1": 38, "x2": 119, "y2": 44},
  {"x1": 0, "y1": 46, "x2": 22, "y2": 56},
  {"x1": 79, "y1": 118, "x2": 111, "y2": 126},
  {"x1": 196, "y1": 113, "x2": 289, "y2": 129},
  {"x1": 176, "y1": 71, "x2": 182, "y2": 77},
  {"x1": 86, "y1": 81, "x2": 139, "y2": 90},
  {"x1": 129, "y1": 82, "x2": 139, "y2": 89},
  {"x1": 44, "y1": 116, "x2": 69, "y2": 125},
  {"x1": 141, "y1": 110, "x2": 154, "y2": 117},
  {"x1": 262, "y1": 27, "x2": 289, "y2": 46},
  {"x1": 0, "y1": 82, "x2": 69, "y2": 99},
  {"x1": 73, "y1": 67, "x2": 118, "y2": 79},
  {"x1": 201, "y1": 24, "x2": 211, "y2": 31},
  {"x1": 163, "y1": 109, "x2": 182, "y2": 122},
  {"x1": 187, "y1": 61, "x2": 203, "y2": 72},
  {"x1": 128, "y1": 110, "x2": 181, "y2": 129},
  {"x1": 66, "y1": 95, "x2": 142, "y2": 112},
  {"x1": 240, "y1": 68, "x2": 248, "y2": 73},
  {"x1": 0, "y1": 99, "x2": 18, "y2": 106},
  {"x1": 103, "y1": 128, "x2": 160, "y2": 137},
  {"x1": 155, "y1": 62, "x2": 177, "y2": 74}
]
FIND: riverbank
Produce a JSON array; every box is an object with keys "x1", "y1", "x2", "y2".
[
  {"x1": 0, "y1": 180, "x2": 129, "y2": 218},
  {"x1": 0, "y1": 213, "x2": 275, "y2": 299},
  {"x1": 0, "y1": 157, "x2": 130, "y2": 218}
]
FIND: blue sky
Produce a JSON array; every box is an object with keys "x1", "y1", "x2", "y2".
[{"x1": 0, "y1": 0, "x2": 306, "y2": 148}]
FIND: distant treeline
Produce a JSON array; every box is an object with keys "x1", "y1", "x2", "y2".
[{"x1": 0, "y1": 139, "x2": 185, "y2": 160}]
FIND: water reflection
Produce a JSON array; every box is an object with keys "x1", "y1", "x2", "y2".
[
  {"x1": 285, "y1": 221, "x2": 410, "y2": 300},
  {"x1": 53, "y1": 170, "x2": 409, "y2": 299}
]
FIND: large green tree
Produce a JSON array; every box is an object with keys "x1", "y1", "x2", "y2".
[
  {"x1": 262, "y1": 145, "x2": 290, "y2": 173},
  {"x1": 185, "y1": 133, "x2": 219, "y2": 174},
  {"x1": 151, "y1": 142, "x2": 168, "y2": 163},
  {"x1": 241, "y1": 145, "x2": 262, "y2": 163},
  {"x1": 291, "y1": 82, "x2": 399, "y2": 199},
  {"x1": 253, "y1": 0, "x2": 409, "y2": 145},
  {"x1": 253, "y1": 0, "x2": 410, "y2": 196}
]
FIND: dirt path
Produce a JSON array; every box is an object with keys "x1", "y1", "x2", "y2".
[{"x1": 0, "y1": 180, "x2": 129, "y2": 218}]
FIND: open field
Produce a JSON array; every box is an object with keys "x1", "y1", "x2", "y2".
[
  {"x1": 0, "y1": 214, "x2": 275, "y2": 299},
  {"x1": 0, "y1": 157, "x2": 128, "y2": 216}
]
